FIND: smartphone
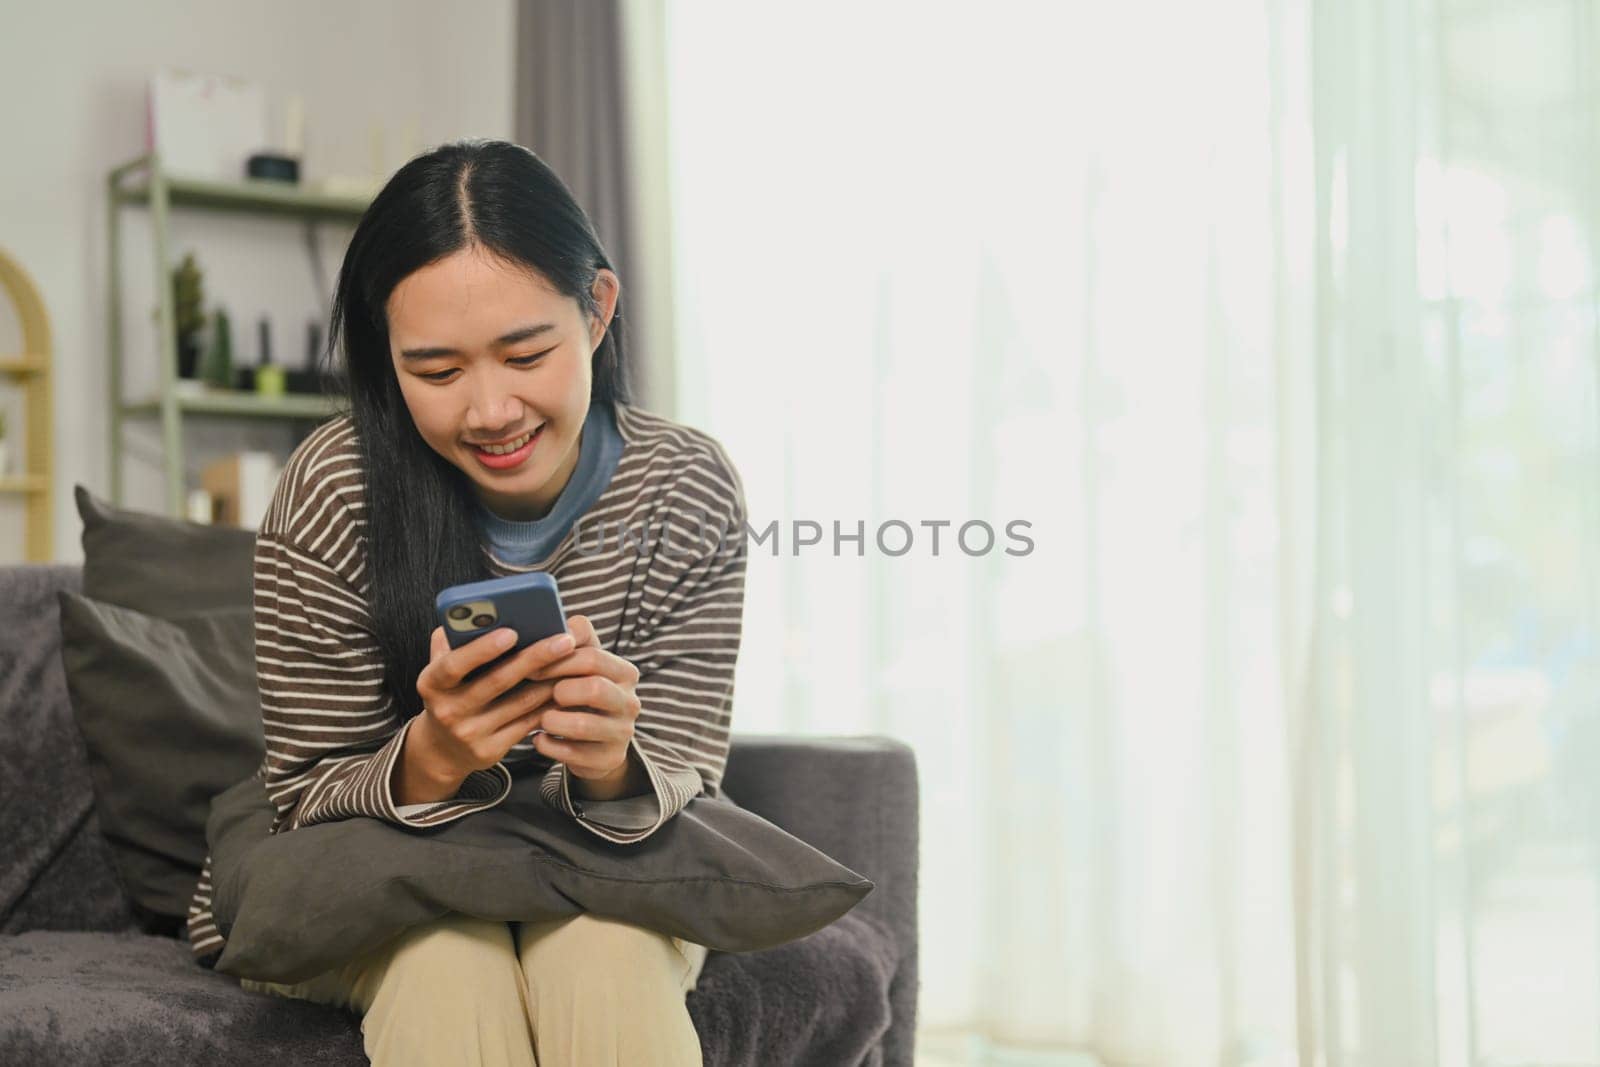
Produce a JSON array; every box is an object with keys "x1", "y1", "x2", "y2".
[{"x1": 434, "y1": 573, "x2": 571, "y2": 732}]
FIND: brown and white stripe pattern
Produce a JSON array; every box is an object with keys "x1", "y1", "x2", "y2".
[{"x1": 186, "y1": 403, "x2": 748, "y2": 964}]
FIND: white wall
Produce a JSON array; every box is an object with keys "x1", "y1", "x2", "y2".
[{"x1": 0, "y1": 0, "x2": 516, "y2": 561}]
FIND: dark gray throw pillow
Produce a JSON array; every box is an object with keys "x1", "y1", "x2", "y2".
[
  {"x1": 57, "y1": 593, "x2": 266, "y2": 923},
  {"x1": 74, "y1": 485, "x2": 257, "y2": 619},
  {"x1": 206, "y1": 768, "x2": 875, "y2": 984}
]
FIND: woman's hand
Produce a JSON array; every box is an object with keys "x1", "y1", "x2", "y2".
[
  {"x1": 525, "y1": 614, "x2": 645, "y2": 793},
  {"x1": 412, "y1": 625, "x2": 574, "y2": 780}
]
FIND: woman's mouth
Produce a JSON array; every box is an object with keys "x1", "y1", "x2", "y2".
[{"x1": 468, "y1": 425, "x2": 544, "y2": 471}]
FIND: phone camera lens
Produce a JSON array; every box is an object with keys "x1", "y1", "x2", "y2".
[
  {"x1": 472, "y1": 613, "x2": 495, "y2": 628},
  {"x1": 448, "y1": 605, "x2": 472, "y2": 621}
]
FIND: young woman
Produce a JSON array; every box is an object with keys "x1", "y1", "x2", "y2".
[{"x1": 185, "y1": 140, "x2": 748, "y2": 1066}]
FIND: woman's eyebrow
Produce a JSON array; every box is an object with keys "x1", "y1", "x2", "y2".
[{"x1": 400, "y1": 322, "x2": 558, "y2": 360}]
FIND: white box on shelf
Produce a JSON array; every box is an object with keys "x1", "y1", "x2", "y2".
[
  {"x1": 185, "y1": 489, "x2": 214, "y2": 525},
  {"x1": 201, "y1": 452, "x2": 282, "y2": 529},
  {"x1": 146, "y1": 69, "x2": 268, "y2": 181}
]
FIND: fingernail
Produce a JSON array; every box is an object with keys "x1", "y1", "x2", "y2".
[
  {"x1": 553, "y1": 634, "x2": 574, "y2": 654},
  {"x1": 496, "y1": 629, "x2": 517, "y2": 649}
]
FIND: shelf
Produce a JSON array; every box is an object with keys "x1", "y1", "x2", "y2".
[
  {"x1": 113, "y1": 160, "x2": 371, "y2": 221},
  {"x1": 106, "y1": 155, "x2": 359, "y2": 518},
  {"x1": 0, "y1": 475, "x2": 47, "y2": 494},
  {"x1": 121, "y1": 389, "x2": 341, "y2": 420},
  {"x1": 0, "y1": 356, "x2": 48, "y2": 377}
]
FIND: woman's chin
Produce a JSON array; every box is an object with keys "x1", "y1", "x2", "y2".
[{"x1": 468, "y1": 467, "x2": 552, "y2": 519}]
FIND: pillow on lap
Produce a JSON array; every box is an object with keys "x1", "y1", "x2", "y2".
[{"x1": 206, "y1": 767, "x2": 875, "y2": 984}]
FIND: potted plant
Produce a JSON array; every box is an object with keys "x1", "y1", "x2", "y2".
[{"x1": 171, "y1": 253, "x2": 205, "y2": 379}]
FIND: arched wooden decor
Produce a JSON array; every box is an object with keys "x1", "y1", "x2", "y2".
[{"x1": 0, "y1": 246, "x2": 53, "y2": 561}]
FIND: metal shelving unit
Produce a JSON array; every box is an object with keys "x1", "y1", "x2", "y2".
[{"x1": 106, "y1": 155, "x2": 367, "y2": 515}]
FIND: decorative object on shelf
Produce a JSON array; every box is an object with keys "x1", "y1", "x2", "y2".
[
  {"x1": 185, "y1": 488, "x2": 215, "y2": 525},
  {"x1": 171, "y1": 253, "x2": 204, "y2": 379},
  {"x1": 284, "y1": 320, "x2": 326, "y2": 394},
  {"x1": 283, "y1": 369, "x2": 323, "y2": 394},
  {"x1": 233, "y1": 311, "x2": 257, "y2": 391},
  {"x1": 254, "y1": 363, "x2": 285, "y2": 396},
  {"x1": 245, "y1": 154, "x2": 299, "y2": 183},
  {"x1": 252, "y1": 316, "x2": 288, "y2": 399},
  {"x1": 244, "y1": 94, "x2": 305, "y2": 184},
  {"x1": 314, "y1": 175, "x2": 384, "y2": 199},
  {"x1": 201, "y1": 452, "x2": 282, "y2": 528},
  {"x1": 147, "y1": 69, "x2": 267, "y2": 182},
  {"x1": 312, "y1": 112, "x2": 407, "y2": 202},
  {"x1": 253, "y1": 317, "x2": 285, "y2": 397},
  {"x1": 201, "y1": 308, "x2": 233, "y2": 388}
]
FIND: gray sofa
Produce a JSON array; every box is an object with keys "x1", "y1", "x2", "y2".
[{"x1": 0, "y1": 564, "x2": 920, "y2": 1065}]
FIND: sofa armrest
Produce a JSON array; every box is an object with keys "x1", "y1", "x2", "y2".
[{"x1": 721, "y1": 734, "x2": 919, "y2": 1066}]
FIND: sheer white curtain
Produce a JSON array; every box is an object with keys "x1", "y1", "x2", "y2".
[
  {"x1": 1402, "y1": 0, "x2": 1600, "y2": 1062},
  {"x1": 651, "y1": 0, "x2": 1600, "y2": 1063}
]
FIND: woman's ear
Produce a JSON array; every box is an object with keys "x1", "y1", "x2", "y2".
[{"x1": 589, "y1": 269, "x2": 621, "y2": 352}]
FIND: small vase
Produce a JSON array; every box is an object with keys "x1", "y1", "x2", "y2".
[
  {"x1": 255, "y1": 363, "x2": 286, "y2": 398},
  {"x1": 202, "y1": 310, "x2": 234, "y2": 388},
  {"x1": 177, "y1": 336, "x2": 202, "y2": 379}
]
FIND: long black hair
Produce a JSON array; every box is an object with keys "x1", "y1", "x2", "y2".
[{"x1": 323, "y1": 139, "x2": 632, "y2": 719}]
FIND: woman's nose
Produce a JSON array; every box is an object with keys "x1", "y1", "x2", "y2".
[{"x1": 465, "y1": 377, "x2": 523, "y2": 433}]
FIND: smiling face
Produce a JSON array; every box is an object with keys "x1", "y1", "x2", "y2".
[{"x1": 386, "y1": 247, "x2": 619, "y2": 521}]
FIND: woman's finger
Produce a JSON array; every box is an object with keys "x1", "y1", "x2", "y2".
[
  {"x1": 462, "y1": 632, "x2": 572, "y2": 707},
  {"x1": 538, "y1": 678, "x2": 631, "y2": 752},
  {"x1": 528, "y1": 646, "x2": 636, "y2": 685},
  {"x1": 552, "y1": 675, "x2": 636, "y2": 718},
  {"x1": 486, "y1": 698, "x2": 552, "y2": 753},
  {"x1": 540, "y1": 710, "x2": 594, "y2": 743},
  {"x1": 429, "y1": 627, "x2": 518, "y2": 689},
  {"x1": 483, "y1": 676, "x2": 555, "y2": 728},
  {"x1": 541, "y1": 705, "x2": 630, "y2": 744},
  {"x1": 567, "y1": 614, "x2": 599, "y2": 648},
  {"x1": 533, "y1": 732, "x2": 619, "y2": 776}
]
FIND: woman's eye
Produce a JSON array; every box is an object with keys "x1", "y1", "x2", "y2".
[{"x1": 415, "y1": 348, "x2": 549, "y2": 382}]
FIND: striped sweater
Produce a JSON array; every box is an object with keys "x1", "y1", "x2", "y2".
[{"x1": 186, "y1": 402, "x2": 749, "y2": 965}]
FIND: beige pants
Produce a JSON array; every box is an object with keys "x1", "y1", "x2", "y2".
[{"x1": 240, "y1": 912, "x2": 709, "y2": 1066}]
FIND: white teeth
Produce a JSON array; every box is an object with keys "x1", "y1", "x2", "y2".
[{"x1": 479, "y1": 431, "x2": 532, "y2": 455}]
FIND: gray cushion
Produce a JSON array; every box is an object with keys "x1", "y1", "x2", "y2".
[
  {"x1": 207, "y1": 769, "x2": 874, "y2": 983},
  {"x1": 0, "y1": 929, "x2": 365, "y2": 1065},
  {"x1": 687, "y1": 910, "x2": 898, "y2": 1066},
  {"x1": 75, "y1": 486, "x2": 256, "y2": 620},
  {"x1": 57, "y1": 485, "x2": 261, "y2": 938},
  {"x1": 0, "y1": 913, "x2": 897, "y2": 1067},
  {"x1": 0, "y1": 564, "x2": 137, "y2": 936},
  {"x1": 57, "y1": 593, "x2": 266, "y2": 924}
]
